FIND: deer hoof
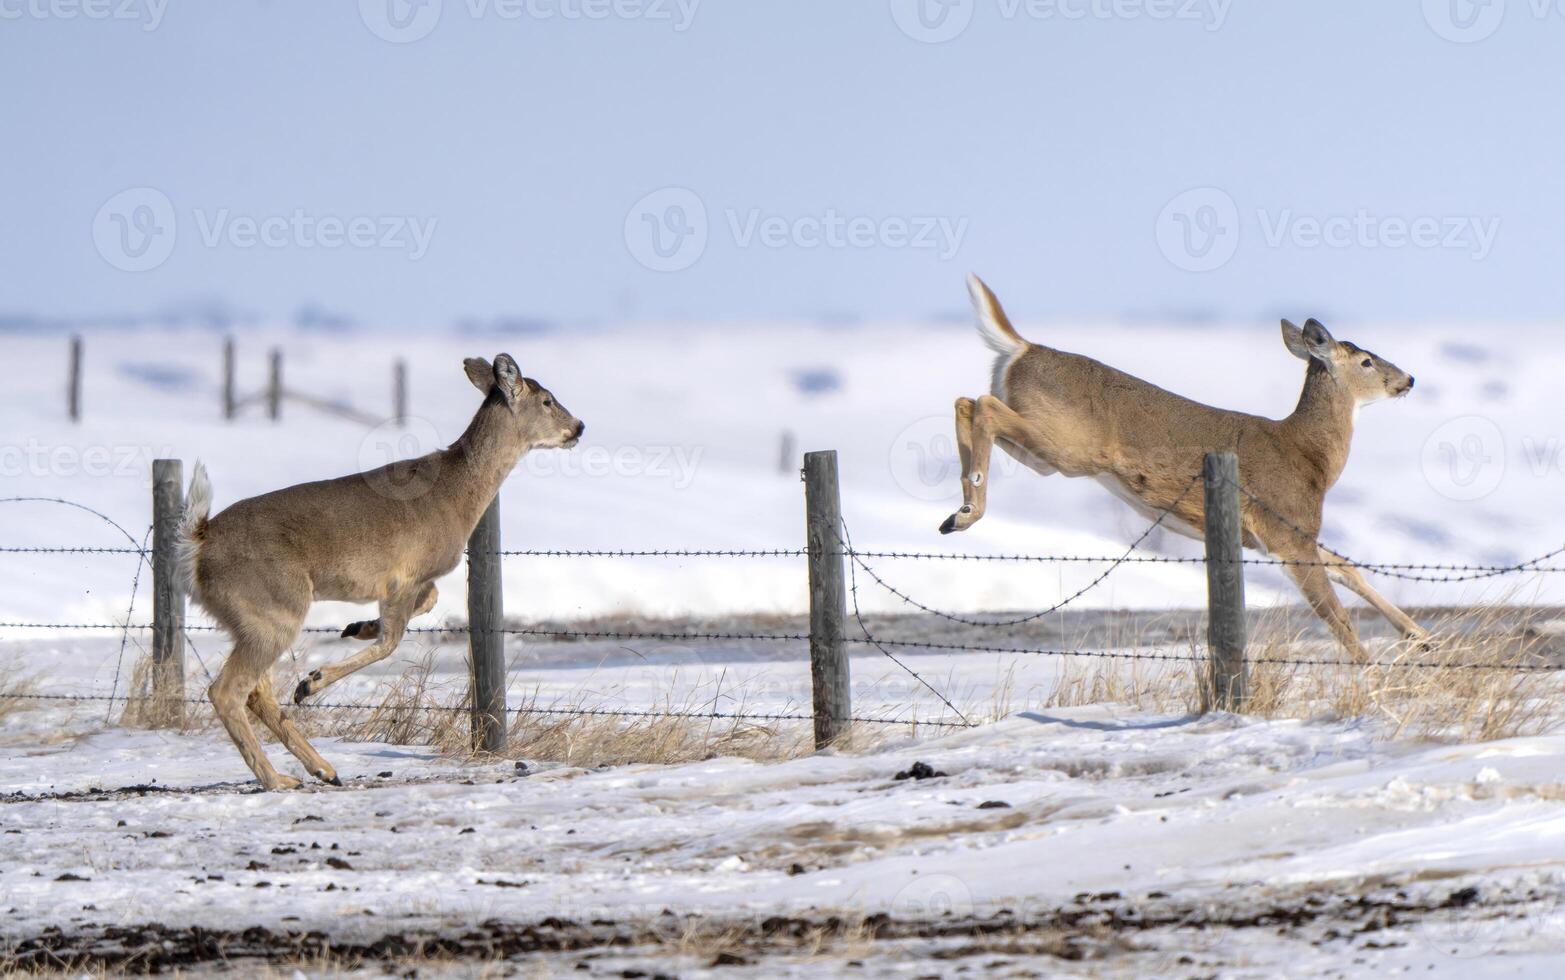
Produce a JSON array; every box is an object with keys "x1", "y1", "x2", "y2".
[
  {"x1": 293, "y1": 670, "x2": 324, "y2": 705},
  {"x1": 341, "y1": 621, "x2": 363, "y2": 638},
  {"x1": 265, "y1": 773, "x2": 303, "y2": 791},
  {"x1": 939, "y1": 515, "x2": 958, "y2": 535},
  {"x1": 320, "y1": 772, "x2": 343, "y2": 786}
]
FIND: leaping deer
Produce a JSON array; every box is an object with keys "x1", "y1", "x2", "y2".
[
  {"x1": 180, "y1": 354, "x2": 583, "y2": 790},
  {"x1": 941, "y1": 275, "x2": 1422, "y2": 658}
]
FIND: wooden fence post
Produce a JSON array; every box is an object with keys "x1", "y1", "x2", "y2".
[
  {"x1": 467, "y1": 496, "x2": 507, "y2": 753},
  {"x1": 1203, "y1": 451, "x2": 1247, "y2": 712},
  {"x1": 151, "y1": 459, "x2": 187, "y2": 727},
  {"x1": 222, "y1": 338, "x2": 236, "y2": 420},
  {"x1": 67, "y1": 335, "x2": 82, "y2": 423},
  {"x1": 393, "y1": 359, "x2": 408, "y2": 427},
  {"x1": 803, "y1": 450, "x2": 852, "y2": 749},
  {"x1": 267, "y1": 348, "x2": 282, "y2": 421}
]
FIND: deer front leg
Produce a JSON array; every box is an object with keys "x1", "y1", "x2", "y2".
[
  {"x1": 294, "y1": 584, "x2": 421, "y2": 703},
  {"x1": 1320, "y1": 550, "x2": 1427, "y2": 642},
  {"x1": 340, "y1": 582, "x2": 438, "y2": 641},
  {"x1": 1282, "y1": 557, "x2": 1370, "y2": 661}
]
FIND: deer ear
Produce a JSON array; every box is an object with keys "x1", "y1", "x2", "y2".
[
  {"x1": 464, "y1": 357, "x2": 494, "y2": 393},
  {"x1": 1280, "y1": 320, "x2": 1311, "y2": 360},
  {"x1": 1302, "y1": 318, "x2": 1336, "y2": 355},
  {"x1": 491, "y1": 353, "x2": 524, "y2": 409}
]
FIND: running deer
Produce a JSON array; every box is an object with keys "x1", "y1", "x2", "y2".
[
  {"x1": 179, "y1": 354, "x2": 583, "y2": 790},
  {"x1": 942, "y1": 275, "x2": 1421, "y2": 657}
]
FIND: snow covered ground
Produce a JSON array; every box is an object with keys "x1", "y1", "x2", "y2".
[
  {"x1": 5, "y1": 317, "x2": 1565, "y2": 974},
  {"x1": 6, "y1": 690, "x2": 1565, "y2": 976}
]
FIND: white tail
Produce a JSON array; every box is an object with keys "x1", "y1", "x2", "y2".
[
  {"x1": 967, "y1": 273, "x2": 1027, "y2": 356},
  {"x1": 176, "y1": 460, "x2": 212, "y2": 595}
]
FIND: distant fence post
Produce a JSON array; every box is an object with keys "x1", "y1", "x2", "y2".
[
  {"x1": 1202, "y1": 451, "x2": 1248, "y2": 712},
  {"x1": 467, "y1": 497, "x2": 507, "y2": 753},
  {"x1": 67, "y1": 335, "x2": 82, "y2": 423},
  {"x1": 267, "y1": 348, "x2": 282, "y2": 421},
  {"x1": 222, "y1": 338, "x2": 236, "y2": 420},
  {"x1": 151, "y1": 459, "x2": 187, "y2": 728},
  {"x1": 803, "y1": 450, "x2": 852, "y2": 749},
  {"x1": 393, "y1": 359, "x2": 408, "y2": 427}
]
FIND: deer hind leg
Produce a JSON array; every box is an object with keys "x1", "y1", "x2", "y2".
[
  {"x1": 294, "y1": 582, "x2": 423, "y2": 704},
  {"x1": 341, "y1": 581, "x2": 438, "y2": 641},
  {"x1": 1279, "y1": 553, "x2": 1370, "y2": 661},
  {"x1": 211, "y1": 630, "x2": 303, "y2": 791},
  {"x1": 248, "y1": 674, "x2": 340, "y2": 786},
  {"x1": 941, "y1": 394, "x2": 1096, "y2": 534},
  {"x1": 1320, "y1": 550, "x2": 1427, "y2": 642}
]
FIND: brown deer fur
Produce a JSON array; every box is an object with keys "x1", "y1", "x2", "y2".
[
  {"x1": 943, "y1": 275, "x2": 1421, "y2": 658},
  {"x1": 180, "y1": 354, "x2": 582, "y2": 789}
]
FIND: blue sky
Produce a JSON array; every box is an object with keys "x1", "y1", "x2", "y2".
[{"x1": 2, "y1": 0, "x2": 1561, "y2": 326}]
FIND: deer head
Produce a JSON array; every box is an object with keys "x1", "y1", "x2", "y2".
[{"x1": 462, "y1": 353, "x2": 584, "y2": 450}]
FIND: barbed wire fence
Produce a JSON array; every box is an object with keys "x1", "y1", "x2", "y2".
[{"x1": 5, "y1": 450, "x2": 1565, "y2": 753}]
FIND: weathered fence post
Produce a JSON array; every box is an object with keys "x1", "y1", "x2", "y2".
[
  {"x1": 267, "y1": 348, "x2": 282, "y2": 421},
  {"x1": 803, "y1": 450, "x2": 852, "y2": 749},
  {"x1": 222, "y1": 337, "x2": 236, "y2": 420},
  {"x1": 1203, "y1": 451, "x2": 1248, "y2": 712},
  {"x1": 67, "y1": 335, "x2": 82, "y2": 423},
  {"x1": 393, "y1": 359, "x2": 408, "y2": 427},
  {"x1": 151, "y1": 459, "x2": 187, "y2": 727},
  {"x1": 467, "y1": 496, "x2": 507, "y2": 753}
]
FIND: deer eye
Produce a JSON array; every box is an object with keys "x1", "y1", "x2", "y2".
[
  {"x1": 1360, "y1": 358, "x2": 1373, "y2": 368},
  {"x1": 542, "y1": 397, "x2": 553, "y2": 407}
]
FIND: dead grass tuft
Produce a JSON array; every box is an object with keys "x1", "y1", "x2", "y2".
[{"x1": 1037, "y1": 603, "x2": 1565, "y2": 745}]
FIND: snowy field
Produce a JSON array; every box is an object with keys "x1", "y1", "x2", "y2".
[{"x1": 5, "y1": 317, "x2": 1565, "y2": 974}]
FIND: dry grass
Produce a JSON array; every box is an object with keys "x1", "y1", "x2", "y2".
[
  {"x1": 0, "y1": 659, "x2": 36, "y2": 722},
  {"x1": 300, "y1": 651, "x2": 834, "y2": 768},
  {"x1": 1036, "y1": 603, "x2": 1565, "y2": 745}
]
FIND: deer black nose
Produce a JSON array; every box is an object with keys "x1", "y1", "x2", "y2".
[
  {"x1": 574, "y1": 420, "x2": 585, "y2": 437},
  {"x1": 1407, "y1": 376, "x2": 1415, "y2": 389}
]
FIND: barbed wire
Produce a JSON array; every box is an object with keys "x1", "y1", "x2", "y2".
[
  {"x1": 2, "y1": 691, "x2": 971, "y2": 729},
  {"x1": 841, "y1": 473, "x2": 1204, "y2": 630},
  {"x1": 1222, "y1": 476, "x2": 1565, "y2": 583}
]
